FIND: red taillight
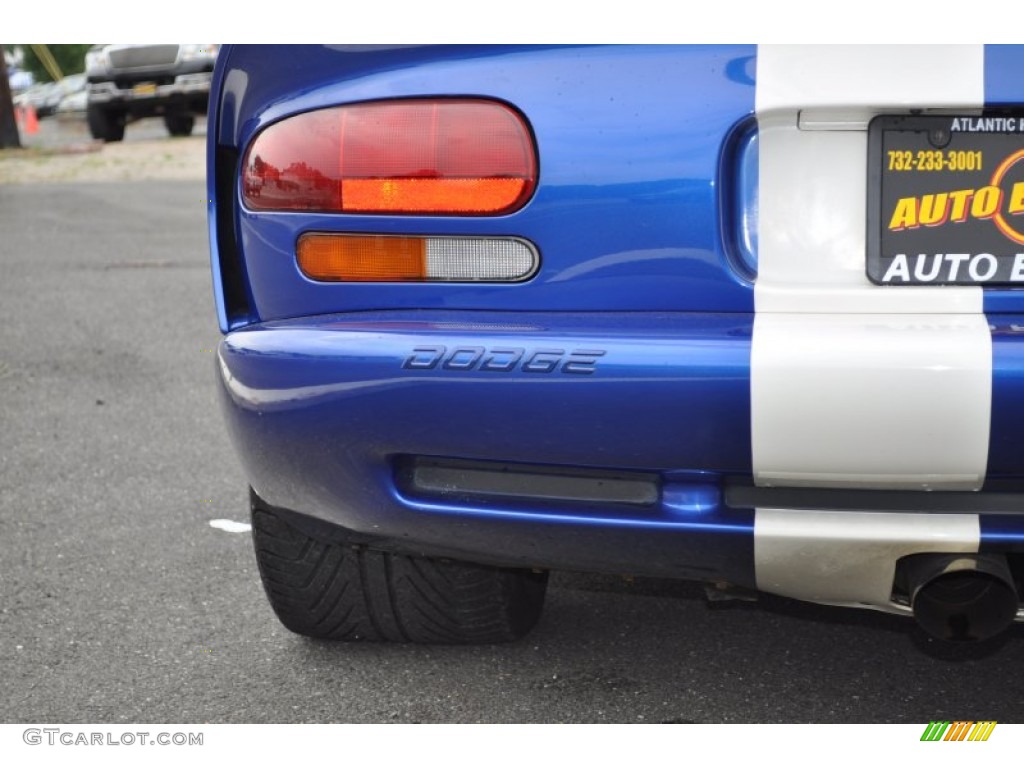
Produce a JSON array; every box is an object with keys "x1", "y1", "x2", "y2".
[{"x1": 242, "y1": 100, "x2": 536, "y2": 215}]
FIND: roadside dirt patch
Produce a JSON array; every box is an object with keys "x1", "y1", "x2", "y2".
[{"x1": 0, "y1": 137, "x2": 205, "y2": 184}]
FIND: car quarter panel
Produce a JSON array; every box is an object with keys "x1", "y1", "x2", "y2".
[{"x1": 208, "y1": 44, "x2": 758, "y2": 325}]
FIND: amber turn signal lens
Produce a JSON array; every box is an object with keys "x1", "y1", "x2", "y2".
[
  {"x1": 297, "y1": 235, "x2": 426, "y2": 282},
  {"x1": 297, "y1": 234, "x2": 539, "y2": 283},
  {"x1": 243, "y1": 100, "x2": 537, "y2": 216}
]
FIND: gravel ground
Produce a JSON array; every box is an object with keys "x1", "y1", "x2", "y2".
[{"x1": 0, "y1": 119, "x2": 205, "y2": 184}]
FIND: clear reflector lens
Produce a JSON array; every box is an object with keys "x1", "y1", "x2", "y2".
[
  {"x1": 297, "y1": 234, "x2": 538, "y2": 283},
  {"x1": 736, "y1": 127, "x2": 758, "y2": 279}
]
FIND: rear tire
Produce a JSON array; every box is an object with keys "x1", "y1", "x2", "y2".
[
  {"x1": 250, "y1": 490, "x2": 548, "y2": 643},
  {"x1": 163, "y1": 113, "x2": 194, "y2": 137},
  {"x1": 86, "y1": 105, "x2": 124, "y2": 142}
]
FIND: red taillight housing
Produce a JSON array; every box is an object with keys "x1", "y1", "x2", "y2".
[{"x1": 242, "y1": 99, "x2": 537, "y2": 215}]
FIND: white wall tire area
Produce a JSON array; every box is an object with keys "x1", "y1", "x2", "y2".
[{"x1": 250, "y1": 491, "x2": 549, "y2": 644}]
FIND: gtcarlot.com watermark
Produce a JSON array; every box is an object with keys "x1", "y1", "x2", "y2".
[{"x1": 23, "y1": 728, "x2": 203, "y2": 747}]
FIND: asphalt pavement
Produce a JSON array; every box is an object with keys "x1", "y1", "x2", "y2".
[{"x1": 1, "y1": 179, "x2": 1024, "y2": 723}]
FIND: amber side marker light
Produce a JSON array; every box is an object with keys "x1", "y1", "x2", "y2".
[
  {"x1": 297, "y1": 234, "x2": 538, "y2": 283},
  {"x1": 242, "y1": 99, "x2": 537, "y2": 215}
]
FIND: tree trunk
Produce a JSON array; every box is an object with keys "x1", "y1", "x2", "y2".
[{"x1": 0, "y1": 46, "x2": 23, "y2": 149}]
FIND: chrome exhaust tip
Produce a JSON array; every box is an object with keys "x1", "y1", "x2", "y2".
[{"x1": 905, "y1": 554, "x2": 1018, "y2": 642}]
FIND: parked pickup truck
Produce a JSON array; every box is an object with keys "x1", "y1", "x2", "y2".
[{"x1": 85, "y1": 44, "x2": 218, "y2": 141}]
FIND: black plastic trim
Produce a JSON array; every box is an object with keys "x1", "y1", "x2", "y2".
[
  {"x1": 215, "y1": 144, "x2": 254, "y2": 326},
  {"x1": 401, "y1": 457, "x2": 659, "y2": 507},
  {"x1": 727, "y1": 482, "x2": 1024, "y2": 514}
]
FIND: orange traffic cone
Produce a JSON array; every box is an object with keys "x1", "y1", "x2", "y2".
[{"x1": 24, "y1": 105, "x2": 39, "y2": 135}]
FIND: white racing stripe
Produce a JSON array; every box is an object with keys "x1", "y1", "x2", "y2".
[
  {"x1": 751, "y1": 45, "x2": 992, "y2": 492},
  {"x1": 752, "y1": 313, "x2": 991, "y2": 490},
  {"x1": 755, "y1": 509, "x2": 979, "y2": 612},
  {"x1": 755, "y1": 44, "x2": 985, "y2": 315},
  {"x1": 755, "y1": 45, "x2": 983, "y2": 114}
]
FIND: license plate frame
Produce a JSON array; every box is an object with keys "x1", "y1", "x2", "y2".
[{"x1": 867, "y1": 114, "x2": 1024, "y2": 286}]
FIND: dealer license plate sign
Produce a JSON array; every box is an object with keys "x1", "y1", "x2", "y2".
[{"x1": 867, "y1": 115, "x2": 1024, "y2": 285}]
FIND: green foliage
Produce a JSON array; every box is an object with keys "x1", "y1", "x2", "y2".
[{"x1": 19, "y1": 44, "x2": 93, "y2": 83}]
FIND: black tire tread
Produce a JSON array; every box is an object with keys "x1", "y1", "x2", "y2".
[
  {"x1": 86, "y1": 104, "x2": 124, "y2": 142},
  {"x1": 164, "y1": 113, "x2": 194, "y2": 137},
  {"x1": 251, "y1": 495, "x2": 547, "y2": 644}
]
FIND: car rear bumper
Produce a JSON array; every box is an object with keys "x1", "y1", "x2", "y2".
[
  {"x1": 217, "y1": 310, "x2": 1024, "y2": 611},
  {"x1": 218, "y1": 310, "x2": 753, "y2": 581}
]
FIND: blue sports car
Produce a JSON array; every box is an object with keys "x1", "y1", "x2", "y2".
[{"x1": 209, "y1": 44, "x2": 1024, "y2": 644}]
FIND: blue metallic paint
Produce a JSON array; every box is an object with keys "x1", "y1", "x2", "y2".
[
  {"x1": 985, "y1": 319, "x2": 1024, "y2": 482},
  {"x1": 391, "y1": 494, "x2": 756, "y2": 586},
  {"x1": 219, "y1": 311, "x2": 751, "y2": 466},
  {"x1": 980, "y1": 515, "x2": 1024, "y2": 550},
  {"x1": 984, "y1": 45, "x2": 1024, "y2": 107},
  {"x1": 206, "y1": 45, "x2": 233, "y2": 332},
  {"x1": 216, "y1": 309, "x2": 755, "y2": 581}
]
